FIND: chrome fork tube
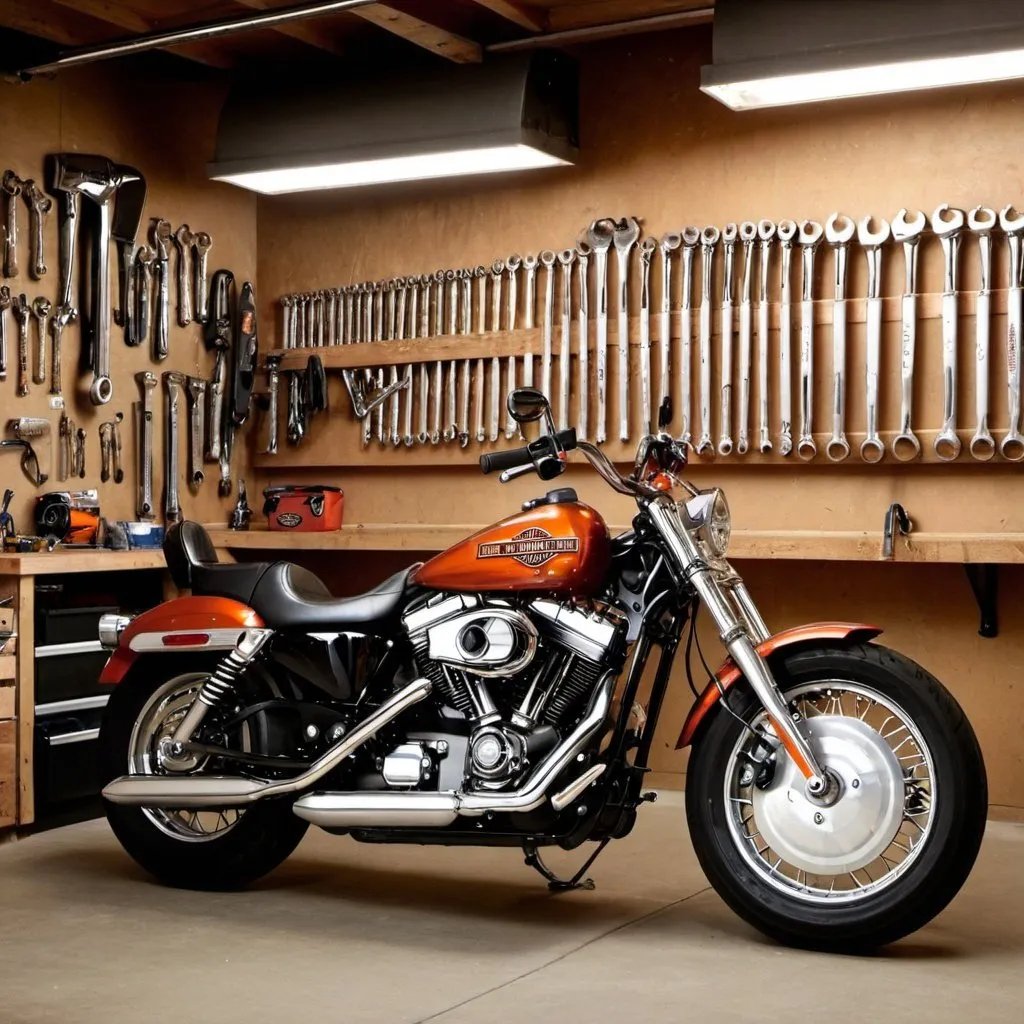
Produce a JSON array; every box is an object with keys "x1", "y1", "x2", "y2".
[{"x1": 645, "y1": 498, "x2": 826, "y2": 790}]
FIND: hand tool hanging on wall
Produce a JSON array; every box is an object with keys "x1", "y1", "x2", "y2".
[
  {"x1": 776, "y1": 220, "x2": 797, "y2": 456},
  {"x1": 111, "y1": 174, "x2": 147, "y2": 342},
  {"x1": 736, "y1": 222, "x2": 756, "y2": 455},
  {"x1": 12, "y1": 293, "x2": 29, "y2": 397},
  {"x1": 968, "y1": 207, "x2": 997, "y2": 462},
  {"x1": 488, "y1": 260, "x2": 503, "y2": 443},
  {"x1": 457, "y1": 272, "x2": 472, "y2": 448},
  {"x1": 658, "y1": 233, "x2": 681, "y2": 431},
  {"x1": 824, "y1": 213, "x2": 854, "y2": 462},
  {"x1": 0, "y1": 285, "x2": 10, "y2": 382},
  {"x1": 23, "y1": 180, "x2": 52, "y2": 281},
  {"x1": 163, "y1": 371, "x2": 184, "y2": 523},
  {"x1": 523, "y1": 254, "x2": 538, "y2": 389},
  {"x1": 999, "y1": 205, "x2": 1024, "y2": 462},
  {"x1": 557, "y1": 248, "x2": 574, "y2": 432},
  {"x1": 932, "y1": 204, "x2": 965, "y2": 462},
  {"x1": 679, "y1": 227, "x2": 699, "y2": 448},
  {"x1": 193, "y1": 231, "x2": 212, "y2": 324},
  {"x1": 575, "y1": 241, "x2": 591, "y2": 440},
  {"x1": 205, "y1": 269, "x2": 234, "y2": 461},
  {"x1": 402, "y1": 281, "x2": 418, "y2": 447},
  {"x1": 229, "y1": 479, "x2": 253, "y2": 531},
  {"x1": 58, "y1": 413, "x2": 71, "y2": 481},
  {"x1": 0, "y1": 438, "x2": 46, "y2": 487},
  {"x1": 230, "y1": 281, "x2": 258, "y2": 428},
  {"x1": 174, "y1": 225, "x2": 194, "y2": 328},
  {"x1": 858, "y1": 216, "x2": 890, "y2": 463},
  {"x1": 614, "y1": 217, "x2": 640, "y2": 443},
  {"x1": 585, "y1": 220, "x2": 613, "y2": 444},
  {"x1": 718, "y1": 225, "x2": 737, "y2": 456},
  {"x1": 74, "y1": 427, "x2": 86, "y2": 478},
  {"x1": 31, "y1": 296, "x2": 51, "y2": 387},
  {"x1": 639, "y1": 237, "x2": 656, "y2": 436},
  {"x1": 100, "y1": 421, "x2": 112, "y2": 482},
  {"x1": 890, "y1": 208, "x2": 924, "y2": 462},
  {"x1": 2, "y1": 171, "x2": 23, "y2": 278},
  {"x1": 131, "y1": 245, "x2": 154, "y2": 347},
  {"x1": 539, "y1": 250, "x2": 557, "y2": 415},
  {"x1": 51, "y1": 304, "x2": 71, "y2": 398},
  {"x1": 7, "y1": 418, "x2": 50, "y2": 484},
  {"x1": 505, "y1": 255, "x2": 521, "y2": 439},
  {"x1": 756, "y1": 221, "x2": 776, "y2": 454},
  {"x1": 187, "y1": 377, "x2": 207, "y2": 490},
  {"x1": 796, "y1": 220, "x2": 823, "y2": 460},
  {"x1": 697, "y1": 226, "x2": 719, "y2": 455},
  {"x1": 151, "y1": 218, "x2": 173, "y2": 361},
  {"x1": 263, "y1": 353, "x2": 281, "y2": 455},
  {"x1": 443, "y1": 272, "x2": 458, "y2": 444}
]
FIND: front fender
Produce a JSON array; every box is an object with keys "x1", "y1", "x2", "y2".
[
  {"x1": 98, "y1": 596, "x2": 265, "y2": 685},
  {"x1": 675, "y1": 621, "x2": 882, "y2": 749}
]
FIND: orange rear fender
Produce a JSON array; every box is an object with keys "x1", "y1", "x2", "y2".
[{"x1": 675, "y1": 622, "x2": 882, "y2": 749}]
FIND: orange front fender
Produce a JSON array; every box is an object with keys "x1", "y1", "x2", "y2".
[
  {"x1": 98, "y1": 596, "x2": 264, "y2": 685},
  {"x1": 675, "y1": 622, "x2": 882, "y2": 749}
]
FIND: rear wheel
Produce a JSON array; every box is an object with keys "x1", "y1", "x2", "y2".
[
  {"x1": 686, "y1": 643, "x2": 987, "y2": 951},
  {"x1": 100, "y1": 657, "x2": 308, "y2": 890}
]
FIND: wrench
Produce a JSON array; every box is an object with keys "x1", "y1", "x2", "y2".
[
  {"x1": 473, "y1": 266, "x2": 487, "y2": 443},
  {"x1": 505, "y1": 254, "x2": 522, "y2": 438},
  {"x1": 391, "y1": 277, "x2": 408, "y2": 446},
  {"x1": 76, "y1": 427, "x2": 86, "y2": 479},
  {"x1": 932, "y1": 204, "x2": 965, "y2": 462},
  {"x1": 586, "y1": 219, "x2": 615, "y2": 442},
  {"x1": 428, "y1": 272, "x2": 445, "y2": 445},
  {"x1": 890, "y1": 209, "x2": 926, "y2": 461},
  {"x1": 520, "y1": 254, "x2": 539, "y2": 389},
  {"x1": 193, "y1": 231, "x2": 212, "y2": 324},
  {"x1": 1000, "y1": 205, "x2": 1024, "y2": 461},
  {"x1": 457, "y1": 270, "x2": 471, "y2": 448},
  {"x1": 824, "y1": 213, "x2": 855, "y2": 462},
  {"x1": 50, "y1": 309, "x2": 68, "y2": 396},
  {"x1": 736, "y1": 223, "x2": 757, "y2": 454},
  {"x1": 136, "y1": 371, "x2": 156, "y2": 520},
  {"x1": 756, "y1": 220, "x2": 776, "y2": 453},
  {"x1": 23, "y1": 181, "x2": 52, "y2": 281},
  {"x1": 489, "y1": 260, "x2": 504, "y2": 442},
  {"x1": 679, "y1": 227, "x2": 700, "y2": 446},
  {"x1": 658, "y1": 233, "x2": 682, "y2": 424},
  {"x1": 415, "y1": 275, "x2": 431, "y2": 444},
  {"x1": 134, "y1": 245, "x2": 155, "y2": 347},
  {"x1": 575, "y1": 241, "x2": 591, "y2": 440},
  {"x1": 697, "y1": 226, "x2": 720, "y2": 455},
  {"x1": 443, "y1": 271, "x2": 459, "y2": 443},
  {"x1": 164, "y1": 371, "x2": 185, "y2": 523},
  {"x1": 539, "y1": 249, "x2": 557, "y2": 406},
  {"x1": 100, "y1": 422, "x2": 112, "y2": 482},
  {"x1": 968, "y1": 206, "x2": 997, "y2": 461},
  {"x1": 152, "y1": 219, "x2": 172, "y2": 361},
  {"x1": 265, "y1": 354, "x2": 281, "y2": 455},
  {"x1": 796, "y1": 220, "x2": 823, "y2": 460},
  {"x1": 2, "y1": 171, "x2": 22, "y2": 279},
  {"x1": 12, "y1": 293, "x2": 29, "y2": 397},
  {"x1": 613, "y1": 217, "x2": 641, "y2": 442},
  {"x1": 776, "y1": 220, "x2": 797, "y2": 455},
  {"x1": 173, "y1": 225, "x2": 193, "y2": 327},
  {"x1": 858, "y1": 216, "x2": 891, "y2": 463},
  {"x1": 187, "y1": 376, "x2": 207, "y2": 489},
  {"x1": 716, "y1": 225, "x2": 738, "y2": 455},
  {"x1": 31, "y1": 296, "x2": 50, "y2": 387},
  {"x1": 0, "y1": 285, "x2": 9, "y2": 381},
  {"x1": 557, "y1": 248, "x2": 575, "y2": 431},
  {"x1": 639, "y1": 236, "x2": 657, "y2": 434}
]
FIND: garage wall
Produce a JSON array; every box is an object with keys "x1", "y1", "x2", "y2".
[
  {"x1": 253, "y1": 26, "x2": 1024, "y2": 813},
  {"x1": 0, "y1": 60, "x2": 256, "y2": 535}
]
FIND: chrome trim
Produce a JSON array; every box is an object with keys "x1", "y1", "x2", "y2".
[
  {"x1": 128, "y1": 627, "x2": 252, "y2": 653},
  {"x1": 36, "y1": 640, "x2": 106, "y2": 659},
  {"x1": 381, "y1": 743, "x2": 427, "y2": 787},
  {"x1": 36, "y1": 694, "x2": 109, "y2": 715},
  {"x1": 102, "y1": 676, "x2": 432, "y2": 808},
  {"x1": 428, "y1": 608, "x2": 538, "y2": 678},
  {"x1": 550, "y1": 763, "x2": 606, "y2": 811},
  {"x1": 402, "y1": 593, "x2": 479, "y2": 636},
  {"x1": 292, "y1": 791, "x2": 458, "y2": 828},
  {"x1": 48, "y1": 727, "x2": 100, "y2": 746},
  {"x1": 98, "y1": 613, "x2": 133, "y2": 649},
  {"x1": 529, "y1": 598, "x2": 619, "y2": 662}
]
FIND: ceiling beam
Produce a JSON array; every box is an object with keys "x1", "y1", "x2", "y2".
[
  {"x1": 466, "y1": 0, "x2": 546, "y2": 33},
  {"x1": 547, "y1": 0, "x2": 714, "y2": 32},
  {"x1": 228, "y1": 0, "x2": 347, "y2": 54},
  {"x1": 350, "y1": 5, "x2": 482, "y2": 63}
]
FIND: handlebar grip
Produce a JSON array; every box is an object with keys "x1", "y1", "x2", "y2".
[{"x1": 478, "y1": 429, "x2": 577, "y2": 475}]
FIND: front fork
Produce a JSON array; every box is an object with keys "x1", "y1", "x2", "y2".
[{"x1": 646, "y1": 497, "x2": 829, "y2": 794}]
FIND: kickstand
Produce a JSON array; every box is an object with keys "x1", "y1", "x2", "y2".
[{"x1": 523, "y1": 839, "x2": 610, "y2": 892}]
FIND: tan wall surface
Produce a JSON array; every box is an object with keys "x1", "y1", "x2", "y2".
[{"x1": 0, "y1": 60, "x2": 256, "y2": 536}]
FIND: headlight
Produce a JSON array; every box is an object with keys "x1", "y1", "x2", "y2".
[{"x1": 682, "y1": 488, "x2": 731, "y2": 558}]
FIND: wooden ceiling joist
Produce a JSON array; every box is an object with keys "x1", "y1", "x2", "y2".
[
  {"x1": 351, "y1": 5, "x2": 482, "y2": 63},
  {"x1": 467, "y1": 0, "x2": 546, "y2": 33},
  {"x1": 229, "y1": 0, "x2": 347, "y2": 55},
  {"x1": 547, "y1": 0, "x2": 713, "y2": 32}
]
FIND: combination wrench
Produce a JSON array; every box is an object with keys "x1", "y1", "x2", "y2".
[
  {"x1": 444, "y1": 270, "x2": 458, "y2": 443},
  {"x1": 489, "y1": 260, "x2": 504, "y2": 442},
  {"x1": 505, "y1": 254, "x2": 521, "y2": 439},
  {"x1": 2, "y1": 171, "x2": 22, "y2": 279},
  {"x1": 757, "y1": 220, "x2": 776, "y2": 453},
  {"x1": 658, "y1": 233, "x2": 682, "y2": 424},
  {"x1": 12, "y1": 293, "x2": 29, "y2": 397},
  {"x1": 49, "y1": 310, "x2": 68, "y2": 396},
  {"x1": 457, "y1": 270, "x2": 471, "y2": 448},
  {"x1": 557, "y1": 248, "x2": 575, "y2": 431},
  {"x1": 264, "y1": 354, "x2": 281, "y2": 456},
  {"x1": 390, "y1": 277, "x2": 407, "y2": 446},
  {"x1": 679, "y1": 227, "x2": 700, "y2": 446},
  {"x1": 173, "y1": 224, "x2": 193, "y2": 327},
  {"x1": 187, "y1": 376, "x2": 207, "y2": 489},
  {"x1": 473, "y1": 267, "x2": 487, "y2": 443},
  {"x1": 858, "y1": 216, "x2": 891, "y2": 463},
  {"x1": 539, "y1": 249, "x2": 557, "y2": 404},
  {"x1": 585, "y1": 219, "x2": 615, "y2": 443},
  {"x1": 932, "y1": 204, "x2": 965, "y2": 462},
  {"x1": 575, "y1": 241, "x2": 591, "y2": 440},
  {"x1": 431, "y1": 272, "x2": 445, "y2": 445},
  {"x1": 796, "y1": 220, "x2": 823, "y2": 460},
  {"x1": 824, "y1": 213, "x2": 855, "y2": 462},
  {"x1": 968, "y1": 206, "x2": 997, "y2": 461},
  {"x1": 639, "y1": 237, "x2": 657, "y2": 435},
  {"x1": 31, "y1": 296, "x2": 51, "y2": 387},
  {"x1": 193, "y1": 232, "x2": 212, "y2": 324},
  {"x1": 23, "y1": 181, "x2": 52, "y2": 281},
  {"x1": 613, "y1": 217, "x2": 641, "y2": 442},
  {"x1": 163, "y1": 371, "x2": 185, "y2": 523},
  {"x1": 737, "y1": 222, "x2": 757, "y2": 454},
  {"x1": 152, "y1": 219, "x2": 172, "y2": 361},
  {"x1": 890, "y1": 209, "x2": 925, "y2": 461},
  {"x1": 776, "y1": 220, "x2": 797, "y2": 455},
  {"x1": 136, "y1": 371, "x2": 156, "y2": 520},
  {"x1": 0, "y1": 286, "x2": 9, "y2": 381},
  {"x1": 718, "y1": 224, "x2": 737, "y2": 456},
  {"x1": 522, "y1": 254, "x2": 538, "y2": 387},
  {"x1": 1000, "y1": 205, "x2": 1024, "y2": 461},
  {"x1": 697, "y1": 226, "x2": 720, "y2": 455}
]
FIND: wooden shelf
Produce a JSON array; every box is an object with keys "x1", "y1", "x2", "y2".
[
  {"x1": 209, "y1": 525, "x2": 1024, "y2": 564},
  {"x1": 0, "y1": 549, "x2": 168, "y2": 577},
  {"x1": 0, "y1": 656, "x2": 14, "y2": 683}
]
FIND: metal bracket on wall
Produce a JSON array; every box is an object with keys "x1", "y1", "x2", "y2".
[
  {"x1": 881, "y1": 502, "x2": 912, "y2": 560},
  {"x1": 965, "y1": 563, "x2": 999, "y2": 639}
]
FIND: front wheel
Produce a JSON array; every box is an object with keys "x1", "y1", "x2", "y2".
[{"x1": 686, "y1": 643, "x2": 987, "y2": 952}]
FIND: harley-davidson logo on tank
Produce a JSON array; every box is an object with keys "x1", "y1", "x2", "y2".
[{"x1": 476, "y1": 527, "x2": 580, "y2": 567}]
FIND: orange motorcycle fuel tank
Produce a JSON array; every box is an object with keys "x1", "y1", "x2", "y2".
[{"x1": 412, "y1": 497, "x2": 611, "y2": 597}]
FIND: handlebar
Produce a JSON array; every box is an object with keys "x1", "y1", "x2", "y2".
[{"x1": 479, "y1": 428, "x2": 577, "y2": 475}]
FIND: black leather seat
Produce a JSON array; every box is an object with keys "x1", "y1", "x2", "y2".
[{"x1": 163, "y1": 522, "x2": 416, "y2": 631}]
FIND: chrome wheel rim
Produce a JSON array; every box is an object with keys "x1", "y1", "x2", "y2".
[
  {"x1": 724, "y1": 681, "x2": 936, "y2": 904},
  {"x1": 129, "y1": 673, "x2": 245, "y2": 843}
]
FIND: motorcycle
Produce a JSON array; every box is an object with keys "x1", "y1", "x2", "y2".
[{"x1": 96, "y1": 389, "x2": 986, "y2": 952}]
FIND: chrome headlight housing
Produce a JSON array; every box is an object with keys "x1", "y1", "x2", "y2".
[{"x1": 682, "y1": 488, "x2": 731, "y2": 558}]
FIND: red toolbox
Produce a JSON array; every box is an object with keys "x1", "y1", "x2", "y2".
[{"x1": 262, "y1": 486, "x2": 344, "y2": 532}]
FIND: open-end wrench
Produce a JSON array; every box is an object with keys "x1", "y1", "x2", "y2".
[
  {"x1": 473, "y1": 266, "x2": 487, "y2": 443},
  {"x1": 968, "y1": 206, "x2": 997, "y2": 461},
  {"x1": 50, "y1": 306, "x2": 71, "y2": 398},
  {"x1": 136, "y1": 371, "x2": 156, "y2": 520},
  {"x1": 187, "y1": 376, "x2": 207, "y2": 489},
  {"x1": 31, "y1": 296, "x2": 50, "y2": 387},
  {"x1": 858, "y1": 216, "x2": 891, "y2": 463},
  {"x1": 163, "y1": 371, "x2": 185, "y2": 523},
  {"x1": 697, "y1": 225, "x2": 720, "y2": 455},
  {"x1": 505, "y1": 254, "x2": 522, "y2": 438},
  {"x1": 737, "y1": 223, "x2": 757, "y2": 454},
  {"x1": 1000, "y1": 205, "x2": 1024, "y2": 461},
  {"x1": 933, "y1": 204, "x2": 965, "y2": 461},
  {"x1": 614, "y1": 217, "x2": 641, "y2": 442},
  {"x1": 400, "y1": 279, "x2": 417, "y2": 447},
  {"x1": 890, "y1": 209, "x2": 925, "y2": 461},
  {"x1": 557, "y1": 248, "x2": 575, "y2": 431},
  {"x1": 679, "y1": 227, "x2": 700, "y2": 446},
  {"x1": 575, "y1": 241, "x2": 591, "y2": 439},
  {"x1": 12, "y1": 293, "x2": 29, "y2": 396},
  {"x1": 539, "y1": 249, "x2": 557, "y2": 404},
  {"x1": 0, "y1": 286, "x2": 9, "y2": 381},
  {"x1": 416, "y1": 275, "x2": 432, "y2": 445},
  {"x1": 429, "y1": 271, "x2": 445, "y2": 445},
  {"x1": 134, "y1": 245, "x2": 154, "y2": 347},
  {"x1": 173, "y1": 224, "x2": 193, "y2": 327},
  {"x1": 388, "y1": 277, "x2": 405, "y2": 446},
  {"x1": 757, "y1": 220, "x2": 776, "y2": 453},
  {"x1": 824, "y1": 213, "x2": 855, "y2": 462},
  {"x1": 193, "y1": 232, "x2": 212, "y2": 324},
  {"x1": 776, "y1": 220, "x2": 797, "y2": 455},
  {"x1": 658, "y1": 233, "x2": 682, "y2": 423},
  {"x1": 717, "y1": 225, "x2": 737, "y2": 455},
  {"x1": 796, "y1": 220, "x2": 823, "y2": 460},
  {"x1": 639, "y1": 236, "x2": 657, "y2": 434},
  {"x1": 442, "y1": 272, "x2": 458, "y2": 443},
  {"x1": 489, "y1": 260, "x2": 504, "y2": 442},
  {"x1": 522, "y1": 254, "x2": 538, "y2": 387},
  {"x1": 2, "y1": 171, "x2": 23, "y2": 279},
  {"x1": 457, "y1": 270, "x2": 471, "y2": 448},
  {"x1": 23, "y1": 181, "x2": 52, "y2": 281},
  {"x1": 152, "y1": 219, "x2": 172, "y2": 361},
  {"x1": 585, "y1": 220, "x2": 615, "y2": 442},
  {"x1": 265, "y1": 354, "x2": 281, "y2": 455}
]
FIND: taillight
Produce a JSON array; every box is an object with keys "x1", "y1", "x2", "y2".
[{"x1": 162, "y1": 632, "x2": 210, "y2": 647}]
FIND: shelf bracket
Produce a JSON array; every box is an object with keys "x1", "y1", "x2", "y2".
[{"x1": 964, "y1": 563, "x2": 999, "y2": 639}]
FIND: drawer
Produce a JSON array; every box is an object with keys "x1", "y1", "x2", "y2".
[
  {"x1": 35, "y1": 710, "x2": 103, "y2": 811},
  {"x1": 35, "y1": 606, "x2": 118, "y2": 647},
  {"x1": 0, "y1": 719, "x2": 16, "y2": 828},
  {"x1": 35, "y1": 646, "x2": 111, "y2": 705}
]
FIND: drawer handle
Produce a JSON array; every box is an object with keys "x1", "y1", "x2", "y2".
[{"x1": 48, "y1": 727, "x2": 100, "y2": 747}]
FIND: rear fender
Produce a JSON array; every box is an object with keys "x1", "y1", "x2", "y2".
[
  {"x1": 98, "y1": 596, "x2": 265, "y2": 685},
  {"x1": 675, "y1": 622, "x2": 882, "y2": 749}
]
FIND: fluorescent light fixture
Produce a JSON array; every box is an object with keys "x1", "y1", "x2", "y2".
[
  {"x1": 704, "y1": 47, "x2": 1024, "y2": 111},
  {"x1": 212, "y1": 144, "x2": 569, "y2": 195}
]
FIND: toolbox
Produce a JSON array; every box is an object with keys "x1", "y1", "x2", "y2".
[{"x1": 263, "y1": 485, "x2": 344, "y2": 532}]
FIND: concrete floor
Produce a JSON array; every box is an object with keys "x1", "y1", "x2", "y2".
[{"x1": 0, "y1": 796, "x2": 1021, "y2": 1024}]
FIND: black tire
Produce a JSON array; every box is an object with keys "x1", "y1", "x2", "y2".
[
  {"x1": 685, "y1": 642, "x2": 987, "y2": 952},
  {"x1": 99, "y1": 656, "x2": 308, "y2": 891}
]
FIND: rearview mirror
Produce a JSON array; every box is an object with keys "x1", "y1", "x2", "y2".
[{"x1": 506, "y1": 388, "x2": 550, "y2": 424}]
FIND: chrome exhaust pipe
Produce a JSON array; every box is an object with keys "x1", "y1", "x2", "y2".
[
  {"x1": 293, "y1": 791, "x2": 459, "y2": 828},
  {"x1": 102, "y1": 677, "x2": 432, "y2": 808}
]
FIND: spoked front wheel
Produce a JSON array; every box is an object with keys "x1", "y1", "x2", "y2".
[{"x1": 686, "y1": 643, "x2": 987, "y2": 952}]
